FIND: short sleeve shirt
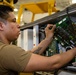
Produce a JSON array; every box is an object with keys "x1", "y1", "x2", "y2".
[{"x1": 0, "y1": 42, "x2": 32, "y2": 75}]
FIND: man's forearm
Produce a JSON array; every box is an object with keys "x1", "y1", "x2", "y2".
[
  {"x1": 33, "y1": 47, "x2": 42, "y2": 54},
  {"x1": 50, "y1": 48, "x2": 76, "y2": 69},
  {"x1": 31, "y1": 38, "x2": 53, "y2": 54}
]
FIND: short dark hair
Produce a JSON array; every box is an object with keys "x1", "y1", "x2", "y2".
[{"x1": 0, "y1": 5, "x2": 13, "y2": 20}]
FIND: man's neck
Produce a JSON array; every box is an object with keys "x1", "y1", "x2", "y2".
[{"x1": 0, "y1": 35, "x2": 10, "y2": 44}]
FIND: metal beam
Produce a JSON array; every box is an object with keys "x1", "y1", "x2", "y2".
[{"x1": 20, "y1": 4, "x2": 76, "y2": 31}]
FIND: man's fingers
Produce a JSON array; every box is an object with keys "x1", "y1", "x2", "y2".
[
  {"x1": 46, "y1": 24, "x2": 56, "y2": 31},
  {"x1": 51, "y1": 25, "x2": 56, "y2": 31}
]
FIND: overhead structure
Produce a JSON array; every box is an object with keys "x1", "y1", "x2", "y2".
[
  {"x1": 17, "y1": 0, "x2": 58, "y2": 23},
  {"x1": 20, "y1": 3, "x2": 76, "y2": 30},
  {"x1": 0, "y1": 0, "x2": 18, "y2": 8}
]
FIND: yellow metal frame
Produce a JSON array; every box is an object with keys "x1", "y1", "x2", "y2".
[
  {"x1": 17, "y1": 0, "x2": 58, "y2": 23},
  {"x1": 0, "y1": 0, "x2": 14, "y2": 8}
]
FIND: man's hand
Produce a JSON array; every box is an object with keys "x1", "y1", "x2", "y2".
[{"x1": 45, "y1": 24, "x2": 56, "y2": 40}]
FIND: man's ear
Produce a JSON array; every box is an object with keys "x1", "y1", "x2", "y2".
[{"x1": 0, "y1": 22, "x2": 4, "y2": 31}]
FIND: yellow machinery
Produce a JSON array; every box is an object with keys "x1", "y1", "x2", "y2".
[
  {"x1": 17, "y1": 0, "x2": 58, "y2": 23},
  {"x1": 0, "y1": 0, "x2": 18, "y2": 8}
]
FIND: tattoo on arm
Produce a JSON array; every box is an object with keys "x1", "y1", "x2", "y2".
[{"x1": 33, "y1": 47, "x2": 42, "y2": 54}]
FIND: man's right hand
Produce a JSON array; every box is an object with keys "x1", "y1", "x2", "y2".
[{"x1": 45, "y1": 24, "x2": 56, "y2": 40}]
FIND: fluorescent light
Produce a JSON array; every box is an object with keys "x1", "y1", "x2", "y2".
[
  {"x1": 14, "y1": 8, "x2": 18, "y2": 12},
  {"x1": 72, "y1": 0, "x2": 76, "y2": 3}
]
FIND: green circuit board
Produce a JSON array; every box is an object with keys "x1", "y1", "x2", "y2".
[{"x1": 54, "y1": 16, "x2": 76, "y2": 48}]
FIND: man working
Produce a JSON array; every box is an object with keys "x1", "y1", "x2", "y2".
[{"x1": 0, "y1": 5, "x2": 76, "y2": 75}]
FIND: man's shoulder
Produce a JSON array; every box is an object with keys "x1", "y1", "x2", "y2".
[{"x1": 0, "y1": 41, "x2": 22, "y2": 53}]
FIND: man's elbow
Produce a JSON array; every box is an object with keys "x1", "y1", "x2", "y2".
[{"x1": 49, "y1": 56, "x2": 62, "y2": 70}]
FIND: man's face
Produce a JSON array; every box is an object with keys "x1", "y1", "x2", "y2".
[{"x1": 3, "y1": 12, "x2": 20, "y2": 42}]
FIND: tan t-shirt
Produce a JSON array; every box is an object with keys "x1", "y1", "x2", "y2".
[{"x1": 0, "y1": 42, "x2": 32, "y2": 75}]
